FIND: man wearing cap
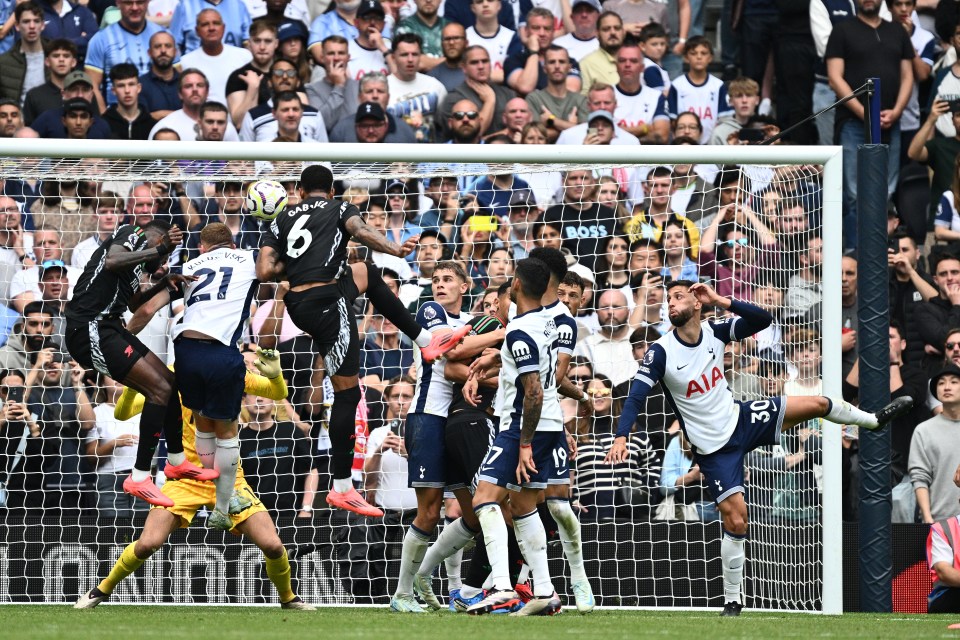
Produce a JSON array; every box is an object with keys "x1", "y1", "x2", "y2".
[
  {"x1": 524, "y1": 45, "x2": 588, "y2": 142},
  {"x1": 910, "y1": 364, "x2": 960, "y2": 524},
  {"x1": 103, "y1": 63, "x2": 157, "y2": 140},
  {"x1": 329, "y1": 74, "x2": 416, "y2": 142},
  {"x1": 418, "y1": 175, "x2": 460, "y2": 238},
  {"x1": 348, "y1": 0, "x2": 390, "y2": 81},
  {"x1": 171, "y1": 0, "x2": 251, "y2": 55},
  {"x1": 11, "y1": 226, "x2": 81, "y2": 313},
  {"x1": 180, "y1": 9, "x2": 254, "y2": 105},
  {"x1": 556, "y1": 83, "x2": 639, "y2": 146},
  {"x1": 226, "y1": 20, "x2": 278, "y2": 128},
  {"x1": 505, "y1": 188, "x2": 540, "y2": 260},
  {"x1": 86, "y1": 0, "x2": 176, "y2": 112},
  {"x1": 61, "y1": 97, "x2": 96, "y2": 139},
  {"x1": 505, "y1": 8, "x2": 581, "y2": 97},
  {"x1": 0, "y1": 3, "x2": 46, "y2": 105},
  {"x1": 38, "y1": 259, "x2": 70, "y2": 340},
  {"x1": 554, "y1": 0, "x2": 601, "y2": 62},
  {"x1": 21, "y1": 39, "x2": 78, "y2": 126},
  {"x1": 396, "y1": 0, "x2": 447, "y2": 68},
  {"x1": 353, "y1": 101, "x2": 390, "y2": 143},
  {"x1": 308, "y1": 0, "x2": 382, "y2": 62},
  {"x1": 138, "y1": 32, "x2": 182, "y2": 121},
  {"x1": 27, "y1": 69, "x2": 114, "y2": 139}
]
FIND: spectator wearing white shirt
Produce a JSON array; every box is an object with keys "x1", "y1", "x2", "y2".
[
  {"x1": 465, "y1": 0, "x2": 518, "y2": 84},
  {"x1": 85, "y1": 374, "x2": 147, "y2": 519},
  {"x1": 348, "y1": 0, "x2": 391, "y2": 81},
  {"x1": 10, "y1": 226, "x2": 80, "y2": 314},
  {"x1": 364, "y1": 375, "x2": 417, "y2": 512},
  {"x1": 179, "y1": 9, "x2": 254, "y2": 105},
  {"x1": 387, "y1": 32, "x2": 447, "y2": 142},
  {"x1": 148, "y1": 69, "x2": 242, "y2": 140},
  {"x1": 574, "y1": 288, "x2": 638, "y2": 387},
  {"x1": 71, "y1": 195, "x2": 123, "y2": 270},
  {"x1": 553, "y1": 0, "x2": 601, "y2": 62}
]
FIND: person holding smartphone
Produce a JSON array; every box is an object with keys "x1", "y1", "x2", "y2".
[{"x1": 0, "y1": 369, "x2": 41, "y2": 511}]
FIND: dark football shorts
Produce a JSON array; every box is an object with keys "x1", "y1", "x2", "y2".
[
  {"x1": 445, "y1": 409, "x2": 496, "y2": 492},
  {"x1": 66, "y1": 318, "x2": 152, "y2": 381},
  {"x1": 283, "y1": 275, "x2": 361, "y2": 378}
]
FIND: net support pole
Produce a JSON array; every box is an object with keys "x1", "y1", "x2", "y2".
[
  {"x1": 856, "y1": 143, "x2": 892, "y2": 612},
  {"x1": 821, "y1": 152, "x2": 844, "y2": 615}
]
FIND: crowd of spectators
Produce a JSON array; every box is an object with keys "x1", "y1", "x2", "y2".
[{"x1": 0, "y1": 0, "x2": 957, "y2": 553}]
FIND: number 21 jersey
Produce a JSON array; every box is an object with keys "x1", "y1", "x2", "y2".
[{"x1": 260, "y1": 196, "x2": 362, "y2": 287}]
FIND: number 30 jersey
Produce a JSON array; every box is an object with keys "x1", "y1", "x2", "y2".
[
  {"x1": 260, "y1": 196, "x2": 362, "y2": 286},
  {"x1": 172, "y1": 247, "x2": 259, "y2": 347},
  {"x1": 498, "y1": 307, "x2": 564, "y2": 434}
]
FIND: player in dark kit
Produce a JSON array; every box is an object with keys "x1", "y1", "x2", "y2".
[
  {"x1": 65, "y1": 220, "x2": 219, "y2": 507},
  {"x1": 256, "y1": 165, "x2": 470, "y2": 518}
]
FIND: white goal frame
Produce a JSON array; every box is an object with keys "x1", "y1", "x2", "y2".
[{"x1": 0, "y1": 140, "x2": 843, "y2": 614}]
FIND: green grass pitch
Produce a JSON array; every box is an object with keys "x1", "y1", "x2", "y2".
[{"x1": 6, "y1": 606, "x2": 960, "y2": 640}]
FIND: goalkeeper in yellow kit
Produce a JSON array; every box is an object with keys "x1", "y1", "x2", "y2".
[{"x1": 74, "y1": 348, "x2": 314, "y2": 610}]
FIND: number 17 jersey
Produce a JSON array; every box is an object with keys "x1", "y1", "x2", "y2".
[
  {"x1": 260, "y1": 196, "x2": 362, "y2": 287},
  {"x1": 498, "y1": 307, "x2": 563, "y2": 434}
]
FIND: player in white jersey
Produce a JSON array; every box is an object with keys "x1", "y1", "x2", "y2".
[
  {"x1": 171, "y1": 223, "x2": 260, "y2": 530},
  {"x1": 391, "y1": 261, "x2": 476, "y2": 613},
  {"x1": 467, "y1": 258, "x2": 565, "y2": 617},
  {"x1": 609, "y1": 280, "x2": 914, "y2": 616}
]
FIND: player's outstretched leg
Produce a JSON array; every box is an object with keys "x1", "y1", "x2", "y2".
[
  {"x1": 235, "y1": 511, "x2": 315, "y2": 610},
  {"x1": 349, "y1": 262, "x2": 469, "y2": 363},
  {"x1": 784, "y1": 395, "x2": 914, "y2": 431},
  {"x1": 717, "y1": 493, "x2": 747, "y2": 617},
  {"x1": 75, "y1": 510, "x2": 179, "y2": 608},
  {"x1": 547, "y1": 496, "x2": 594, "y2": 613}
]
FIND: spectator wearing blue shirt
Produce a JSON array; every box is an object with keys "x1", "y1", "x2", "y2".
[
  {"x1": 85, "y1": 0, "x2": 176, "y2": 111},
  {"x1": 443, "y1": 0, "x2": 532, "y2": 32},
  {"x1": 36, "y1": 0, "x2": 98, "y2": 59},
  {"x1": 308, "y1": 0, "x2": 390, "y2": 62},
  {"x1": 138, "y1": 31, "x2": 181, "y2": 121},
  {"x1": 0, "y1": 0, "x2": 15, "y2": 54},
  {"x1": 470, "y1": 172, "x2": 531, "y2": 220},
  {"x1": 171, "y1": 0, "x2": 250, "y2": 54},
  {"x1": 384, "y1": 179, "x2": 423, "y2": 267}
]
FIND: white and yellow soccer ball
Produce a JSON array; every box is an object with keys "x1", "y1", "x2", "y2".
[{"x1": 246, "y1": 180, "x2": 289, "y2": 222}]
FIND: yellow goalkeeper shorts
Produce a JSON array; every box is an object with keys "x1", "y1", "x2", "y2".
[{"x1": 153, "y1": 478, "x2": 265, "y2": 530}]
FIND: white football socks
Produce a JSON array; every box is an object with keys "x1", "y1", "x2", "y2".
[
  {"x1": 721, "y1": 531, "x2": 746, "y2": 605},
  {"x1": 547, "y1": 498, "x2": 588, "y2": 583},
  {"x1": 415, "y1": 330, "x2": 433, "y2": 348},
  {"x1": 213, "y1": 437, "x2": 240, "y2": 514},
  {"x1": 824, "y1": 397, "x2": 878, "y2": 429},
  {"x1": 332, "y1": 477, "x2": 353, "y2": 493},
  {"x1": 417, "y1": 518, "x2": 475, "y2": 580},
  {"x1": 194, "y1": 431, "x2": 216, "y2": 469},
  {"x1": 396, "y1": 525, "x2": 431, "y2": 596},
  {"x1": 475, "y1": 503, "x2": 512, "y2": 591},
  {"x1": 166, "y1": 451, "x2": 185, "y2": 466},
  {"x1": 445, "y1": 549, "x2": 463, "y2": 591},
  {"x1": 513, "y1": 510, "x2": 554, "y2": 598}
]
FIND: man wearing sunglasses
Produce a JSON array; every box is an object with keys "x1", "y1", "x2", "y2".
[
  {"x1": 238, "y1": 59, "x2": 327, "y2": 142},
  {"x1": 446, "y1": 98, "x2": 483, "y2": 144}
]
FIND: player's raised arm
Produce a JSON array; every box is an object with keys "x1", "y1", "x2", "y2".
[
  {"x1": 105, "y1": 224, "x2": 181, "y2": 273},
  {"x1": 691, "y1": 282, "x2": 773, "y2": 340},
  {"x1": 255, "y1": 245, "x2": 286, "y2": 282},
  {"x1": 343, "y1": 215, "x2": 418, "y2": 258},
  {"x1": 606, "y1": 343, "x2": 667, "y2": 463}
]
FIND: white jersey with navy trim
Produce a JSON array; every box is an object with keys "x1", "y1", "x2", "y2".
[
  {"x1": 412, "y1": 301, "x2": 473, "y2": 416},
  {"x1": 631, "y1": 317, "x2": 747, "y2": 454},
  {"x1": 544, "y1": 299, "x2": 577, "y2": 356},
  {"x1": 499, "y1": 307, "x2": 564, "y2": 434},
  {"x1": 172, "y1": 247, "x2": 259, "y2": 347},
  {"x1": 667, "y1": 73, "x2": 731, "y2": 144}
]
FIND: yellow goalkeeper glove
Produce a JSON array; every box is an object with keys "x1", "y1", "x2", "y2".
[{"x1": 254, "y1": 347, "x2": 282, "y2": 379}]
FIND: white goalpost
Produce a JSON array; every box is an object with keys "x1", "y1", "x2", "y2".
[{"x1": 0, "y1": 140, "x2": 843, "y2": 613}]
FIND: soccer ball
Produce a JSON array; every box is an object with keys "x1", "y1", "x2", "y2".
[{"x1": 246, "y1": 180, "x2": 288, "y2": 222}]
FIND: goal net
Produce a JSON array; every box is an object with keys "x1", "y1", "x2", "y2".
[{"x1": 0, "y1": 140, "x2": 842, "y2": 612}]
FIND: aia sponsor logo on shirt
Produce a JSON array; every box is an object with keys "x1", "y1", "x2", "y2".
[{"x1": 685, "y1": 366, "x2": 722, "y2": 398}]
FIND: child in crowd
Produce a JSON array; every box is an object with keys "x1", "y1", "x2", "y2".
[{"x1": 667, "y1": 36, "x2": 730, "y2": 144}]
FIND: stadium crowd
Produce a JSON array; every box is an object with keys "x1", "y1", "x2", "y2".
[{"x1": 1, "y1": 0, "x2": 960, "y2": 607}]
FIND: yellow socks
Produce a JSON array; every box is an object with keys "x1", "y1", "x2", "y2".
[
  {"x1": 97, "y1": 542, "x2": 144, "y2": 595},
  {"x1": 265, "y1": 549, "x2": 295, "y2": 603}
]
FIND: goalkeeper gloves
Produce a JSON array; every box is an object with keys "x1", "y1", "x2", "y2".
[{"x1": 254, "y1": 347, "x2": 282, "y2": 379}]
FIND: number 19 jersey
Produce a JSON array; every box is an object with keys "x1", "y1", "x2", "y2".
[
  {"x1": 499, "y1": 307, "x2": 563, "y2": 434},
  {"x1": 260, "y1": 196, "x2": 362, "y2": 286},
  {"x1": 172, "y1": 247, "x2": 259, "y2": 347}
]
